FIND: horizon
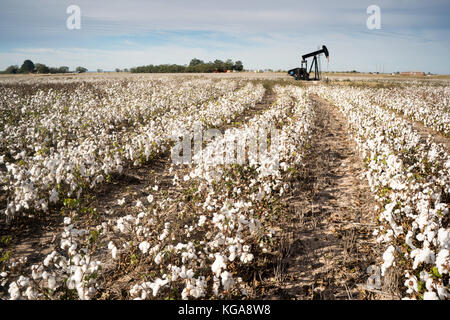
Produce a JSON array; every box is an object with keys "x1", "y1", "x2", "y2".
[{"x1": 1, "y1": 1, "x2": 449, "y2": 75}]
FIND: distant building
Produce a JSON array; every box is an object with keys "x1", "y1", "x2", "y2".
[{"x1": 400, "y1": 71, "x2": 425, "y2": 76}]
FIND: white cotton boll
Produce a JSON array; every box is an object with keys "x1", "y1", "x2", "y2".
[
  {"x1": 425, "y1": 278, "x2": 435, "y2": 292},
  {"x1": 73, "y1": 268, "x2": 83, "y2": 284},
  {"x1": 181, "y1": 287, "x2": 189, "y2": 300},
  {"x1": 423, "y1": 291, "x2": 439, "y2": 300},
  {"x1": 147, "y1": 194, "x2": 154, "y2": 203},
  {"x1": 49, "y1": 189, "x2": 59, "y2": 204},
  {"x1": 66, "y1": 278, "x2": 76, "y2": 290},
  {"x1": 76, "y1": 284, "x2": 88, "y2": 300},
  {"x1": 381, "y1": 245, "x2": 395, "y2": 276},
  {"x1": 178, "y1": 266, "x2": 187, "y2": 279},
  {"x1": 111, "y1": 246, "x2": 117, "y2": 259},
  {"x1": 213, "y1": 276, "x2": 220, "y2": 296},
  {"x1": 151, "y1": 278, "x2": 169, "y2": 297},
  {"x1": 410, "y1": 246, "x2": 435, "y2": 269},
  {"x1": 152, "y1": 185, "x2": 159, "y2": 191},
  {"x1": 436, "y1": 249, "x2": 449, "y2": 275},
  {"x1": 198, "y1": 215, "x2": 206, "y2": 227},
  {"x1": 118, "y1": 198, "x2": 126, "y2": 206},
  {"x1": 68, "y1": 243, "x2": 77, "y2": 256},
  {"x1": 159, "y1": 229, "x2": 168, "y2": 241},
  {"x1": 8, "y1": 282, "x2": 21, "y2": 300},
  {"x1": 228, "y1": 246, "x2": 237, "y2": 262},
  {"x1": 63, "y1": 217, "x2": 72, "y2": 225},
  {"x1": 154, "y1": 253, "x2": 162, "y2": 265},
  {"x1": 139, "y1": 241, "x2": 151, "y2": 254},
  {"x1": 191, "y1": 286, "x2": 203, "y2": 298},
  {"x1": 416, "y1": 233, "x2": 425, "y2": 242},
  {"x1": 41, "y1": 201, "x2": 49, "y2": 212},
  {"x1": 436, "y1": 284, "x2": 449, "y2": 300},
  {"x1": 240, "y1": 252, "x2": 254, "y2": 263},
  {"x1": 221, "y1": 271, "x2": 234, "y2": 291},
  {"x1": 72, "y1": 255, "x2": 81, "y2": 265},
  {"x1": 17, "y1": 275, "x2": 29, "y2": 287},
  {"x1": 211, "y1": 254, "x2": 226, "y2": 277},
  {"x1": 438, "y1": 228, "x2": 450, "y2": 249},
  {"x1": 186, "y1": 269, "x2": 195, "y2": 279},
  {"x1": 419, "y1": 270, "x2": 430, "y2": 281},
  {"x1": 25, "y1": 286, "x2": 38, "y2": 300},
  {"x1": 43, "y1": 252, "x2": 56, "y2": 267},
  {"x1": 405, "y1": 231, "x2": 416, "y2": 250},
  {"x1": 108, "y1": 241, "x2": 118, "y2": 259},
  {"x1": 47, "y1": 276, "x2": 57, "y2": 290},
  {"x1": 404, "y1": 276, "x2": 418, "y2": 294}
]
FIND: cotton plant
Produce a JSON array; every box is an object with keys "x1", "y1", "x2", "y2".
[
  {"x1": 1, "y1": 78, "x2": 240, "y2": 220},
  {"x1": 369, "y1": 85, "x2": 450, "y2": 135},
  {"x1": 311, "y1": 84, "x2": 449, "y2": 299},
  {"x1": 1, "y1": 78, "x2": 268, "y2": 299},
  {"x1": 123, "y1": 85, "x2": 315, "y2": 299},
  {"x1": 3, "y1": 217, "x2": 102, "y2": 300},
  {"x1": 71, "y1": 85, "x2": 315, "y2": 300}
]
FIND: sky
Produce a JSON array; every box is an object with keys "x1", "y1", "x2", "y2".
[{"x1": 0, "y1": 0, "x2": 449, "y2": 73}]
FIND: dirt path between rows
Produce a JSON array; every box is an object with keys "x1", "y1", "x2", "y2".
[{"x1": 261, "y1": 94, "x2": 396, "y2": 300}]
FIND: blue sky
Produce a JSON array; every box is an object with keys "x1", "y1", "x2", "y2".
[{"x1": 0, "y1": 0, "x2": 449, "y2": 73}]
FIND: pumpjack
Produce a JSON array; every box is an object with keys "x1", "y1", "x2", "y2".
[{"x1": 288, "y1": 45, "x2": 329, "y2": 81}]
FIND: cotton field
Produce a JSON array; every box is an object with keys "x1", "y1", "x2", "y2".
[{"x1": 0, "y1": 74, "x2": 448, "y2": 300}]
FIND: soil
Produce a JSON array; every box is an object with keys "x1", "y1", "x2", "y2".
[{"x1": 259, "y1": 94, "x2": 395, "y2": 299}]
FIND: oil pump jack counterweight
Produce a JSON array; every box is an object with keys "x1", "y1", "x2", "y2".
[{"x1": 288, "y1": 45, "x2": 329, "y2": 81}]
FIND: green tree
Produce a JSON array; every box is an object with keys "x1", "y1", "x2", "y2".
[
  {"x1": 76, "y1": 66, "x2": 88, "y2": 73},
  {"x1": 234, "y1": 60, "x2": 243, "y2": 71},
  {"x1": 59, "y1": 66, "x2": 69, "y2": 73},
  {"x1": 213, "y1": 59, "x2": 224, "y2": 72},
  {"x1": 130, "y1": 58, "x2": 245, "y2": 74},
  {"x1": 35, "y1": 63, "x2": 50, "y2": 74},
  {"x1": 4, "y1": 65, "x2": 19, "y2": 74},
  {"x1": 189, "y1": 58, "x2": 204, "y2": 67},
  {"x1": 20, "y1": 60, "x2": 35, "y2": 73},
  {"x1": 224, "y1": 59, "x2": 233, "y2": 71}
]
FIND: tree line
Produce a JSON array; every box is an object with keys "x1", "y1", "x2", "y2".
[
  {"x1": 1, "y1": 60, "x2": 88, "y2": 74},
  {"x1": 1, "y1": 58, "x2": 245, "y2": 74},
  {"x1": 130, "y1": 58, "x2": 244, "y2": 73}
]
